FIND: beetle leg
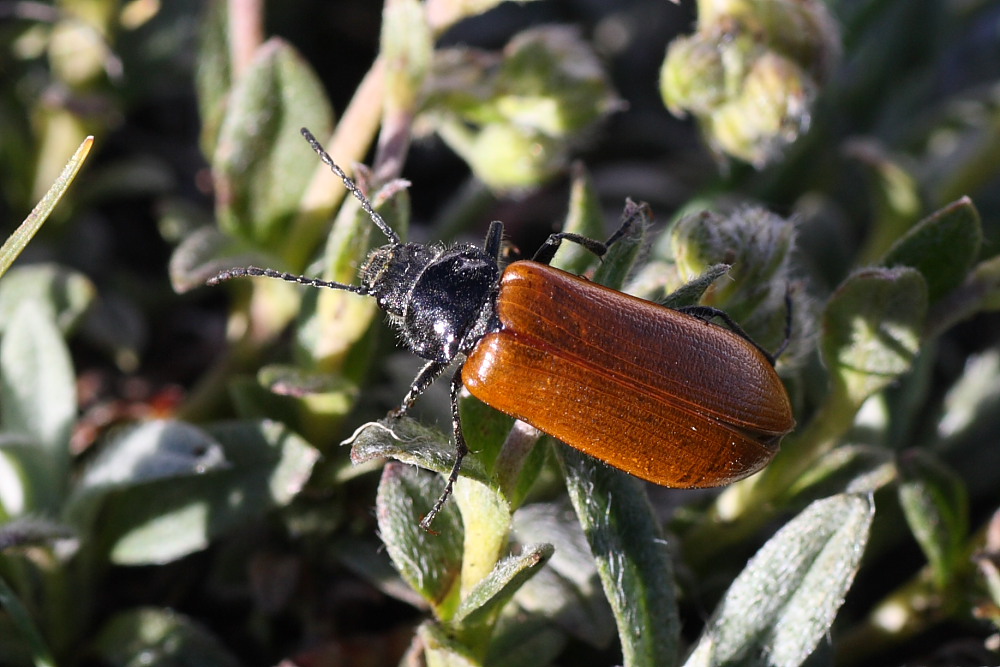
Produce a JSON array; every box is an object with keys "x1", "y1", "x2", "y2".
[
  {"x1": 531, "y1": 200, "x2": 647, "y2": 265},
  {"x1": 420, "y1": 367, "x2": 468, "y2": 531},
  {"x1": 390, "y1": 359, "x2": 450, "y2": 418},
  {"x1": 531, "y1": 231, "x2": 608, "y2": 265}
]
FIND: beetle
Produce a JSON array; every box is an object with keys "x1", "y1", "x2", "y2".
[{"x1": 209, "y1": 128, "x2": 795, "y2": 529}]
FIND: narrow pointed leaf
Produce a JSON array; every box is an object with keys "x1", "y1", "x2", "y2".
[
  {"x1": 0, "y1": 136, "x2": 93, "y2": 278},
  {"x1": 452, "y1": 543, "x2": 553, "y2": 628},
  {"x1": 897, "y1": 451, "x2": 968, "y2": 589},
  {"x1": 0, "y1": 573, "x2": 57, "y2": 667},
  {"x1": 685, "y1": 494, "x2": 874, "y2": 667}
]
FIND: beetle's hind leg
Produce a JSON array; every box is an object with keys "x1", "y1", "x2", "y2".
[{"x1": 420, "y1": 368, "x2": 468, "y2": 531}]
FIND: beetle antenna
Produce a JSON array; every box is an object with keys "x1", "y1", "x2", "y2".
[
  {"x1": 300, "y1": 128, "x2": 401, "y2": 245},
  {"x1": 207, "y1": 265, "x2": 369, "y2": 295}
]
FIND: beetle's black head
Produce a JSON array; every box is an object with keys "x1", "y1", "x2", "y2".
[{"x1": 360, "y1": 242, "x2": 440, "y2": 317}]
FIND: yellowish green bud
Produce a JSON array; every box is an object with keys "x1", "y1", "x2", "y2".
[
  {"x1": 422, "y1": 26, "x2": 620, "y2": 189},
  {"x1": 661, "y1": 0, "x2": 839, "y2": 165},
  {"x1": 660, "y1": 34, "x2": 728, "y2": 116},
  {"x1": 707, "y1": 51, "x2": 814, "y2": 166},
  {"x1": 437, "y1": 121, "x2": 564, "y2": 190}
]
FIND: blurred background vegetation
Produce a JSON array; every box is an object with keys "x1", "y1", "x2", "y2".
[{"x1": 3, "y1": 0, "x2": 1000, "y2": 665}]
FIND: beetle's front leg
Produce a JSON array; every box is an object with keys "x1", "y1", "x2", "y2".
[{"x1": 389, "y1": 359, "x2": 450, "y2": 419}]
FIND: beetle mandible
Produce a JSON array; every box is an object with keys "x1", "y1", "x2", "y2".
[{"x1": 209, "y1": 128, "x2": 796, "y2": 530}]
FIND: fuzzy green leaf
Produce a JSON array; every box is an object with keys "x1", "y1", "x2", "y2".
[
  {"x1": 0, "y1": 264, "x2": 94, "y2": 336},
  {"x1": 90, "y1": 607, "x2": 239, "y2": 667},
  {"x1": 882, "y1": 197, "x2": 982, "y2": 303},
  {"x1": 821, "y1": 267, "x2": 927, "y2": 408},
  {"x1": 452, "y1": 543, "x2": 553, "y2": 628},
  {"x1": 78, "y1": 420, "x2": 227, "y2": 489},
  {"x1": 897, "y1": 451, "x2": 969, "y2": 589},
  {"x1": 79, "y1": 420, "x2": 317, "y2": 565},
  {"x1": 559, "y1": 448, "x2": 680, "y2": 667},
  {"x1": 685, "y1": 494, "x2": 874, "y2": 667},
  {"x1": 349, "y1": 417, "x2": 490, "y2": 485},
  {"x1": 376, "y1": 462, "x2": 464, "y2": 611},
  {"x1": 0, "y1": 302, "x2": 76, "y2": 513},
  {"x1": 65, "y1": 421, "x2": 229, "y2": 533},
  {"x1": 213, "y1": 39, "x2": 333, "y2": 251}
]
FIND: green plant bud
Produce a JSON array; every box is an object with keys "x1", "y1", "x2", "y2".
[
  {"x1": 438, "y1": 121, "x2": 565, "y2": 190},
  {"x1": 494, "y1": 27, "x2": 620, "y2": 135},
  {"x1": 672, "y1": 208, "x2": 793, "y2": 291},
  {"x1": 662, "y1": 0, "x2": 839, "y2": 164},
  {"x1": 423, "y1": 26, "x2": 619, "y2": 189},
  {"x1": 707, "y1": 51, "x2": 815, "y2": 166},
  {"x1": 746, "y1": 0, "x2": 840, "y2": 80},
  {"x1": 660, "y1": 34, "x2": 728, "y2": 116},
  {"x1": 700, "y1": 0, "x2": 840, "y2": 80},
  {"x1": 671, "y1": 206, "x2": 797, "y2": 350}
]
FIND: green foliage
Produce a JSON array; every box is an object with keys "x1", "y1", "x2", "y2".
[
  {"x1": 685, "y1": 494, "x2": 874, "y2": 667},
  {"x1": 2, "y1": 1, "x2": 1000, "y2": 666}
]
